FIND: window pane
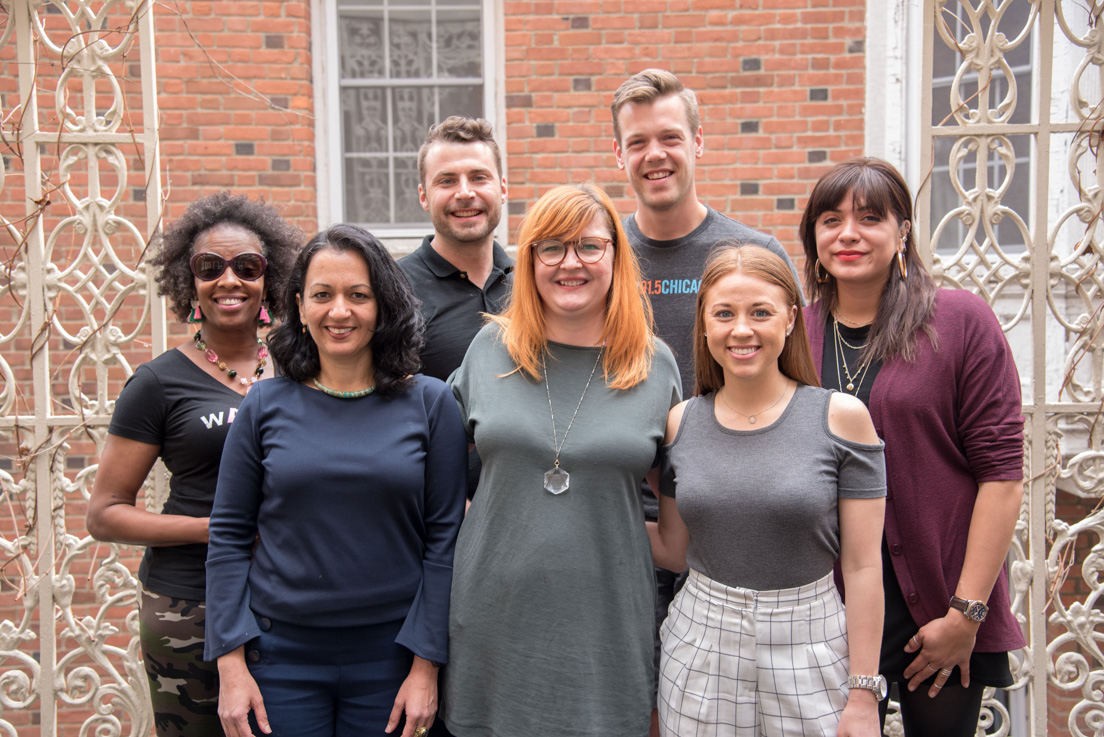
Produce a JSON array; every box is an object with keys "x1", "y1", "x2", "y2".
[
  {"x1": 335, "y1": 0, "x2": 487, "y2": 227},
  {"x1": 439, "y1": 85, "x2": 483, "y2": 119},
  {"x1": 392, "y1": 86, "x2": 436, "y2": 153},
  {"x1": 340, "y1": 12, "x2": 384, "y2": 78},
  {"x1": 345, "y1": 157, "x2": 390, "y2": 223},
  {"x1": 395, "y1": 157, "x2": 430, "y2": 224},
  {"x1": 343, "y1": 88, "x2": 389, "y2": 153},
  {"x1": 391, "y1": 10, "x2": 433, "y2": 78},
  {"x1": 438, "y1": 9, "x2": 481, "y2": 78}
]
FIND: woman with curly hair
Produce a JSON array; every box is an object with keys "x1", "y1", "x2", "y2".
[
  {"x1": 204, "y1": 225, "x2": 467, "y2": 737},
  {"x1": 87, "y1": 191, "x2": 302, "y2": 737}
]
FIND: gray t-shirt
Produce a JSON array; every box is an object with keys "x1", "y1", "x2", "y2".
[
  {"x1": 624, "y1": 206, "x2": 803, "y2": 400},
  {"x1": 659, "y1": 385, "x2": 886, "y2": 591},
  {"x1": 443, "y1": 324, "x2": 681, "y2": 737}
]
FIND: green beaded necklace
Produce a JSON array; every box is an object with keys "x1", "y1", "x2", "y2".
[{"x1": 312, "y1": 379, "x2": 375, "y2": 399}]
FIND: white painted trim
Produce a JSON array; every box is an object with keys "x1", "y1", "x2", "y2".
[
  {"x1": 487, "y1": 0, "x2": 509, "y2": 248},
  {"x1": 865, "y1": 0, "x2": 923, "y2": 191},
  {"x1": 310, "y1": 0, "x2": 341, "y2": 229}
]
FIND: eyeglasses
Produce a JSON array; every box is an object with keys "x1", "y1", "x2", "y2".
[
  {"x1": 531, "y1": 237, "x2": 612, "y2": 266},
  {"x1": 190, "y1": 252, "x2": 268, "y2": 281}
]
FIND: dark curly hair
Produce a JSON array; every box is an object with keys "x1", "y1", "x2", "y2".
[
  {"x1": 267, "y1": 225, "x2": 425, "y2": 397},
  {"x1": 150, "y1": 191, "x2": 304, "y2": 321}
]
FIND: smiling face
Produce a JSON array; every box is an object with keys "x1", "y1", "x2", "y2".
[
  {"x1": 702, "y1": 270, "x2": 797, "y2": 384},
  {"x1": 533, "y1": 213, "x2": 616, "y2": 329},
  {"x1": 614, "y1": 94, "x2": 703, "y2": 214},
  {"x1": 192, "y1": 224, "x2": 265, "y2": 335},
  {"x1": 419, "y1": 140, "x2": 506, "y2": 249},
  {"x1": 814, "y1": 191, "x2": 909, "y2": 291},
  {"x1": 297, "y1": 248, "x2": 378, "y2": 371}
]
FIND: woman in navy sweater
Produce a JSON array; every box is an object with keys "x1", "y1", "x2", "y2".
[{"x1": 205, "y1": 225, "x2": 467, "y2": 737}]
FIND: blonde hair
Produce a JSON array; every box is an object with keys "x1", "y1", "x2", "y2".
[
  {"x1": 492, "y1": 183, "x2": 655, "y2": 390},
  {"x1": 610, "y1": 69, "x2": 700, "y2": 144},
  {"x1": 693, "y1": 244, "x2": 819, "y2": 395}
]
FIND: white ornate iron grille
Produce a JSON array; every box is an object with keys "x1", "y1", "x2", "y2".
[
  {"x1": 916, "y1": 1, "x2": 1104, "y2": 735},
  {"x1": 0, "y1": 1, "x2": 163, "y2": 735}
]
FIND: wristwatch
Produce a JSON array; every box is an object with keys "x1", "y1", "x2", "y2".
[
  {"x1": 949, "y1": 595, "x2": 989, "y2": 623},
  {"x1": 846, "y1": 674, "x2": 888, "y2": 701}
]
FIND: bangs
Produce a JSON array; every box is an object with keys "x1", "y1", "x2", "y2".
[
  {"x1": 521, "y1": 187, "x2": 614, "y2": 247},
  {"x1": 847, "y1": 167, "x2": 897, "y2": 218},
  {"x1": 807, "y1": 161, "x2": 898, "y2": 222}
]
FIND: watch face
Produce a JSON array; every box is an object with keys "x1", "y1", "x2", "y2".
[
  {"x1": 874, "y1": 676, "x2": 888, "y2": 700},
  {"x1": 966, "y1": 601, "x2": 988, "y2": 621}
]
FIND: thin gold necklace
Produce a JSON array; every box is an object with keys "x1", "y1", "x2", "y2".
[
  {"x1": 833, "y1": 318, "x2": 872, "y2": 393},
  {"x1": 717, "y1": 382, "x2": 790, "y2": 425},
  {"x1": 834, "y1": 310, "x2": 873, "y2": 328}
]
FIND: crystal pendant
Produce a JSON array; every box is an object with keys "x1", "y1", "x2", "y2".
[{"x1": 544, "y1": 467, "x2": 570, "y2": 495}]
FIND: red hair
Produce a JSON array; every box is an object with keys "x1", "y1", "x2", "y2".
[{"x1": 491, "y1": 183, "x2": 655, "y2": 390}]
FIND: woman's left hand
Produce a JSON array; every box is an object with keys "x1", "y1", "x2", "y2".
[
  {"x1": 836, "y1": 695, "x2": 880, "y2": 737},
  {"x1": 902, "y1": 612, "x2": 978, "y2": 696},
  {"x1": 385, "y1": 656, "x2": 438, "y2": 737}
]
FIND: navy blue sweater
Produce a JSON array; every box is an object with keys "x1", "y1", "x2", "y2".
[{"x1": 204, "y1": 375, "x2": 467, "y2": 663}]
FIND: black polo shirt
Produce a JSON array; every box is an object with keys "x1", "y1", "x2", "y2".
[{"x1": 399, "y1": 235, "x2": 514, "y2": 382}]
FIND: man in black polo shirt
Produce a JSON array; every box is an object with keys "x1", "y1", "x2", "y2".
[
  {"x1": 400, "y1": 116, "x2": 512, "y2": 383},
  {"x1": 401, "y1": 117, "x2": 512, "y2": 509}
]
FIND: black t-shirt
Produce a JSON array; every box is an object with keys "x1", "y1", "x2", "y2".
[{"x1": 108, "y1": 348, "x2": 248, "y2": 599}]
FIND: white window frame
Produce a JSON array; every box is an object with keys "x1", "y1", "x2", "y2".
[{"x1": 311, "y1": 0, "x2": 506, "y2": 255}]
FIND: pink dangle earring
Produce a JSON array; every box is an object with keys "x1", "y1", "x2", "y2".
[
  {"x1": 257, "y1": 301, "x2": 272, "y2": 326},
  {"x1": 188, "y1": 300, "x2": 203, "y2": 323}
]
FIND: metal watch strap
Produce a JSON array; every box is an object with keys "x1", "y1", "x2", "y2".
[{"x1": 846, "y1": 674, "x2": 888, "y2": 701}]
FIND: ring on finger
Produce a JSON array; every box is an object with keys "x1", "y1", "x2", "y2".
[
  {"x1": 910, "y1": 635, "x2": 919, "y2": 646},
  {"x1": 932, "y1": 682, "x2": 943, "y2": 690},
  {"x1": 414, "y1": 728, "x2": 428, "y2": 737},
  {"x1": 939, "y1": 668, "x2": 953, "y2": 678},
  {"x1": 924, "y1": 662, "x2": 938, "y2": 673}
]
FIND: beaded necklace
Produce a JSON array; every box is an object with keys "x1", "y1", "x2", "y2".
[
  {"x1": 312, "y1": 379, "x2": 375, "y2": 399},
  {"x1": 193, "y1": 330, "x2": 267, "y2": 390}
]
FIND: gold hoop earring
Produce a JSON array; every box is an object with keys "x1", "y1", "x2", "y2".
[
  {"x1": 814, "y1": 258, "x2": 830, "y2": 284},
  {"x1": 897, "y1": 250, "x2": 908, "y2": 280}
]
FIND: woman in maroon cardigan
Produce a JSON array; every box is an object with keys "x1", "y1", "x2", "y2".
[{"x1": 799, "y1": 157, "x2": 1025, "y2": 737}]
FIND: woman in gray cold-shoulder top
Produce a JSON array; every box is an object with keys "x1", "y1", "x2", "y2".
[{"x1": 650, "y1": 245, "x2": 887, "y2": 737}]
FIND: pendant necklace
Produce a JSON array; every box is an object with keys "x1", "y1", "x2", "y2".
[
  {"x1": 542, "y1": 348, "x2": 603, "y2": 494},
  {"x1": 833, "y1": 318, "x2": 871, "y2": 393},
  {"x1": 717, "y1": 382, "x2": 790, "y2": 425}
]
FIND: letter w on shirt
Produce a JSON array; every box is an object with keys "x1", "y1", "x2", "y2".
[{"x1": 199, "y1": 407, "x2": 239, "y2": 429}]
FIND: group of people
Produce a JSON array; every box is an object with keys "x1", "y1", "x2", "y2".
[{"x1": 86, "y1": 69, "x2": 1025, "y2": 737}]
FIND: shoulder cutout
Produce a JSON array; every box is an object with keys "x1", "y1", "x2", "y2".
[{"x1": 827, "y1": 392, "x2": 880, "y2": 445}]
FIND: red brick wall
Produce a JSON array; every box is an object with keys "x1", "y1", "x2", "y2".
[
  {"x1": 154, "y1": 0, "x2": 317, "y2": 233},
  {"x1": 501, "y1": 0, "x2": 868, "y2": 263}
]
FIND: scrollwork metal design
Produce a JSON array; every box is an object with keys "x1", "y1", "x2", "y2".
[
  {"x1": 0, "y1": 0, "x2": 159, "y2": 734},
  {"x1": 928, "y1": 0, "x2": 1104, "y2": 733}
]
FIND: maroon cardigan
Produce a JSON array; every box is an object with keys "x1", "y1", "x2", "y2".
[{"x1": 806, "y1": 289, "x2": 1027, "y2": 652}]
